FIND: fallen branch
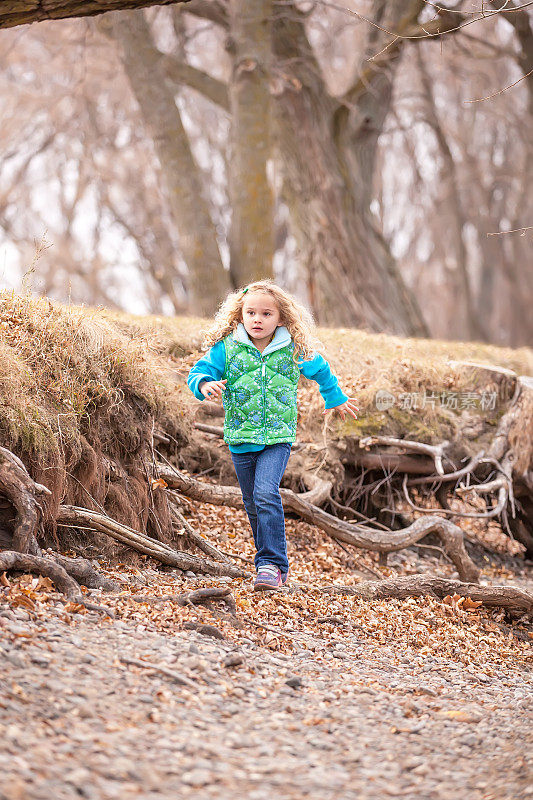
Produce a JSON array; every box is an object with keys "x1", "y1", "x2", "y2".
[
  {"x1": 131, "y1": 587, "x2": 236, "y2": 613},
  {"x1": 315, "y1": 575, "x2": 533, "y2": 617},
  {"x1": 177, "y1": 586, "x2": 236, "y2": 612},
  {"x1": 159, "y1": 465, "x2": 479, "y2": 582},
  {"x1": 182, "y1": 621, "x2": 225, "y2": 639}
]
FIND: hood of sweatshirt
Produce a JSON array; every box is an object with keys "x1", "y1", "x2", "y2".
[{"x1": 233, "y1": 322, "x2": 292, "y2": 356}]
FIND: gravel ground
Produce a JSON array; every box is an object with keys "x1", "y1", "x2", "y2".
[{"x1": 1, "y1": 594, "x2": 532, "y2": 800}]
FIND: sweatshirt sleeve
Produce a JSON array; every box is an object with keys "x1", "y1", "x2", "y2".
[
  {"x1": 187, "y1": 340, "x2": 226, "y2": 401},
  {"x1": 298, "y1": 353, "x2": 349, "y2": 409}
]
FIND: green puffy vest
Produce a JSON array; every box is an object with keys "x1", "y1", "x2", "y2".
[{"x1": 222, "y1": 334, "x2": 300, "y2": 445}]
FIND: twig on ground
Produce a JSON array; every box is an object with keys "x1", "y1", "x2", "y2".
[
  {"x1": 182, "y1": 621, "x2": 226, "y2": 639},
  {"x1": 119, "y1": 656, "x2": 198, "y2": 689},
  {"x1": 240, "y1": 615, "x2": 297, "y2": 639}
]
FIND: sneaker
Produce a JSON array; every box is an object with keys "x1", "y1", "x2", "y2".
[{"x1": 253, "y1": 564, "x2": 288, "y2": 592}]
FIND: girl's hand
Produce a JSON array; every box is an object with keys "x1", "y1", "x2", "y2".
[
  {"x1": 322, "y1": 398, "x2": 359, "y2": 421},
  {"x1": 200, "y1": 379, "x2": 227, "y2": 401}
]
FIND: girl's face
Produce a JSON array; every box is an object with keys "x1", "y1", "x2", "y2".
[{"x1": 241, "y1": 291, "x2": 281, "y2": 346}]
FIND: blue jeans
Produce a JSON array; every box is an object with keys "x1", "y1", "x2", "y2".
[{"x1": 230, "y1": 443, "x2": 292, "y2": 574}]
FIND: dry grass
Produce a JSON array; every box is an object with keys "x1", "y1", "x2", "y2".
[{"x1": 0, "y1": 292, "x2": 190, "y2": 458}]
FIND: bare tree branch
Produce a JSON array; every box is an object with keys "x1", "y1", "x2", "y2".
[
  {"x1": 0, "y1": 0, "x2": 191, "y2": 31},
  {"x1": 183, "y1": 0, "x2": 229, "y2": 28},
  {"x1": 160, "y1": 54, "x2": 229, "y2": 110}
]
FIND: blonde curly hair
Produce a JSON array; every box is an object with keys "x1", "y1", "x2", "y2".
[{"x1": 201, "y1": 279, "x2": 324, "y2": 363}]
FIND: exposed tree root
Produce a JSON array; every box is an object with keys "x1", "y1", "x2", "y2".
[
  {"x1": 57, "y1": 505, "x2": 245, "y2": 578},
  {"x1": 0, "y1": 442, "x2": 244, "y2": 611},
  {"x1": 2, "y1": 366, "x2": 531, "y2": 619},
  {"x1": 194, "y1": 422, "x2": 224, "y2": 437},
  {"x1": 406, "y1": 450, "x2": 488, "y2": 487},
  {"x1": 0, "y1": 551, "x2": 114, "y2": 617},
  {"x1": 402, "y1": 474, "x2": 509, "y2": 520},
  {"x1": 359, "y1": 436, "x2": 450, "y2": 475},
  {"x1": 45, "y1": 551, "x2": 121, "y2": 592},
  {"x1": 0, "y1": 447, "x2": 122, "y2": 607},
  {"x1": 159, "y1": 465, "x2": 480, "y2": 582},
  {"x1": 337, "y1": 374, "x2": 533, "y2": 555},
  {"x1": 350, "y1": 450, "x2": 436, "y2": 474},
  {"x1": 0, "y1": 446, "x2": 50, "y2": 553}
]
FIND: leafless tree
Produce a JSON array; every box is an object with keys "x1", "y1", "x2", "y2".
[{"x1": 1, "y1": 1, "x2": 531, "y2": 343}]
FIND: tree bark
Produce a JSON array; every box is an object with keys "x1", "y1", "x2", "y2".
[
  {"x1": 228, "y1": 0, "x2": 274, "y2": 286},
  {"x1": 0, "y1": 0, "x2": 190, "y2": 30},
  {"x1": 272, "y1": 2, "x2": 429, "y2": 335}
]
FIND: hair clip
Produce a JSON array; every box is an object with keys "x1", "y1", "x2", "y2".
[{"x1": 242, "y1": 287, "x2": 249, "y2": 295}]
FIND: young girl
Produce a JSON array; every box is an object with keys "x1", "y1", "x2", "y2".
[{"x1": 187, "y1": 280, "x2": 358, "y2": 591}]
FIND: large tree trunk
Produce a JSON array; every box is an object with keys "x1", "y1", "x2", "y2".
[
  {"x1": 0, "y1": 0, "x2": 189, "y2": 30},
  {"x1": 99, "y1": 10, "x2": 230, "y2": 316},
  {"x1": 228, "y1": 0, "x2": 274, "y2": 286},
  {"x1": 272, "y1": 2, "x2": 429, "y2": 335}
]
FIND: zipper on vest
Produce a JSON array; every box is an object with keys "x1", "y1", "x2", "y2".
[{"x1": 261, "y1": 358, "x2": 266, "y2": 440}]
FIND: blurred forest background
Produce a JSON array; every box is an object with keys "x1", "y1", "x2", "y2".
[{"x1": 0, "y1": 0, "x2": 532, "y2": 345}]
